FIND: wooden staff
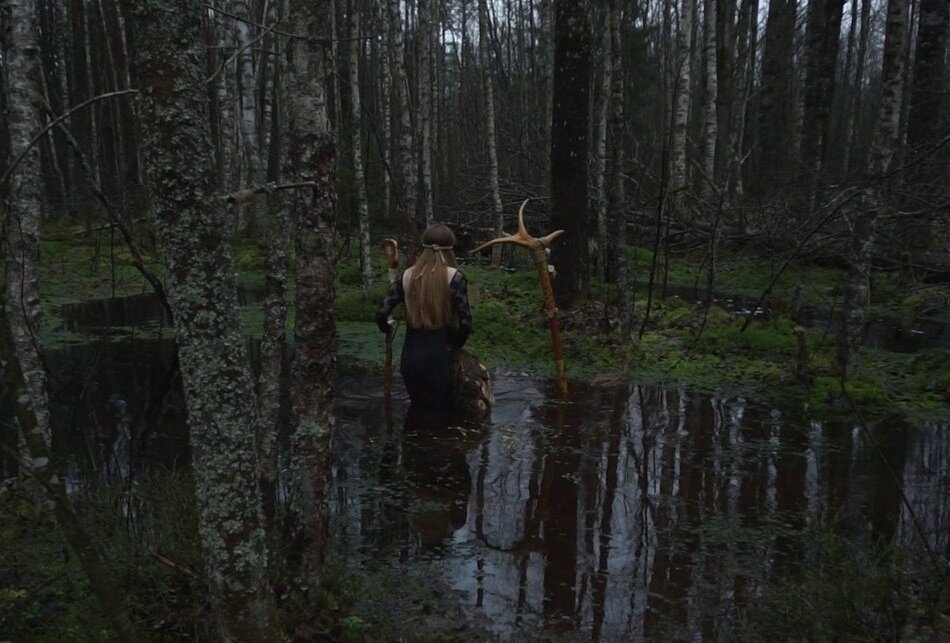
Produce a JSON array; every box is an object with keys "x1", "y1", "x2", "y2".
[
  {"x1": 378, "y1": 239, "x2": 400, "y2": 398},
  {"x1": 472, "y1": 199, "x2": 568, "y2": 397}
]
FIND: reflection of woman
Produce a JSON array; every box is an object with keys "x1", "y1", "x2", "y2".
[{"x1": 376, "y1": 224, "x2": 473, "y2": 412}]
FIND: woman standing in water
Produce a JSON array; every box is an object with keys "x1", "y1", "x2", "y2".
[{"x1": 376, "y1": 224, "x2": 473, "y2": 412}]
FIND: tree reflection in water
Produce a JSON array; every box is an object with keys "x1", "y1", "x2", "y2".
[{"x1": 335, "y1": 373, "x2": 950, "y2": 640}]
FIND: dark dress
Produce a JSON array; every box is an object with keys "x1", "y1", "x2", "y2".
[{"x1": 376, "y1": 270, "x2": 473, "y2": 412}]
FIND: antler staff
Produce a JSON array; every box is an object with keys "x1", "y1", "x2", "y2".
[
  {"x1": 472, "y1": 199, "x2": 568, "y2": 397},
  {"x1": 378, "y1": 239, "x2": 399, "y2": 399}
]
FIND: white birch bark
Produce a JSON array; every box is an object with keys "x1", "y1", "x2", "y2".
[
  {"x1": 671, "y1": 0, "x2": 695, "y2": 209},
  {"x1": 479, "y1": 0, "x2": 504, "y2": 266},
  {"x1": 607, "y1": 0, "x2": 632, "y2": 334},
  {"x1": 379, "y1": 0, "x2": 393, "y2": 219},
  {"x1": 837, "y1": 0, "x2": 909, "y2": 378},
  {"x1": 418, "y1": 0, "x2": 434, "y2": 225},
  {"x1": 388, "y1": 0, "x2": 418, "y2": 231},
  {"x1": 699, "y1": 0, "x2": 717, "y2": 199},
  {"x1": 281, "y1": 0, "x2": 338, "y2": 580},
  {"x1": 349, "y1": 4, "x2": 373, "y2": 295},
  {"x1": 2, "y1": 0, "x2": 53, "y2": 457}
]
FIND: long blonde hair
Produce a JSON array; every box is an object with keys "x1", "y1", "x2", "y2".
[{"x1": 406, "y1": 224, "x2": 458, "y2": 330}]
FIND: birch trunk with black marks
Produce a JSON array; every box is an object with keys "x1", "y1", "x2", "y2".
[
  {"x1": 127, "y1": 1, "x2": 277, "y2": 639},
  {"x1": 349, "y1": 6, "x2": 373, "y2": 296},
  {"x1": 379, "y1": 0, "x2": 393, "y2": 219},
  {"x1": 479, "y1": 0, "x2": 504, "y2": 267},
  {"x1": 231, "y1": 0, "x2": 264, "y2": 195},
  {"x1": 2, "y1": 0, "x2": 52, "y2": 464},
  {"x1": 699, "y1": 0, "x2": 717, "y2": 199},
  {"x1": 418, "y1": 0, "x2": 434, "y2": 225},
  {"x1": 281, "y1": 0, "x2": 337, "y2": 579},
  {"x1": 836, "y1": 0, "x2": 908, "y2": 379},
  {"x1": 539, "y1": 0, "x2": 554, "y2": 180},
  {"x1": 607, "y1": 0, "x2": 632, "y2": 334},
  {"x1": 671, "y1": 0, "x2": 694, "y2": 209},
  {"x1": 388, "y1": 0, "x2": 418, "y2": 233}
]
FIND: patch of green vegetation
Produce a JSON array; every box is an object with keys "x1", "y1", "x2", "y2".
[
  {"x1": 36, "y1": 231, "x2": 949, "y2": 424},
  {"x1": 741, "y1": 525, "x2": 947, "y2": 640}
]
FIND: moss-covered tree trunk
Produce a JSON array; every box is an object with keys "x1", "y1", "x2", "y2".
[
  {"x1": 2, "y1": 0, "x2": 52, "y2": 482},
  {"x1": 280, "y1": 0, "x2": 337, "y2": 580},
  {"x1": 126, "y1": 1, "x2": 277, "y2": 639}
]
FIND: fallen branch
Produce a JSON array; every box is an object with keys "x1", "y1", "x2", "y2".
[{"x1": 220, "y1": 182, "x2": 317, "y2": 205}]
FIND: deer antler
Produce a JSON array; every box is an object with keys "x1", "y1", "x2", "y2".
[
  {"x1": 470, "y1": 199, "x2": 568, "y2": 398},
  {"x1": 472, "y1": 200, "x2": 564, "y2": 254}
]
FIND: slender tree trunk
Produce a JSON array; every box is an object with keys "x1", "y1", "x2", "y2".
[
  {"x1": 379, "y1": 0, "x2": 393, "y2": 219},
  {"x1": 843, "y1": 0, "x2": 872, "y2": 174},
  {"x1": 837, "y1": 0, "x2": 909, "y2": 379},
  {"x1": 127, "y1": 1, "x2": 278, "y2": 638},
  {"x1": 388, "y1": 0, "x2": 418, "y2": 233},
  {"x1": 592, "y1": 4, "x2": 610, "y2": 281},
  {"x1": 418, "y1": 0, "x2": 434, "y2": 224},
  {"x1": 479, "y1": 0, "x2": 504, "y2": 267},
  {"x1": 671, "y1": 0, "x2": 694, "y2": 208},
  {"x1": 0, "y1": 306, "x2": 138, "y2": 642},
  {"x1": 2, "y1": 0, "x2": 53, "y2": 466},
  {"x1": 539, "y1": 0, "x2": 554, "y2": 181},
  {"x1": 258, "y1": 13, "x2": 288, "y2": 522},
  {"x1": 281, "y1": 0, "x2": 337, "y2": 580},
  {"x1": 349, "y1": 5, "x2": 373, "y2": 295},
  {"x1": 607, "y1": 0, "x2": 632, "y2": 334},
  {"x1": 550, "y1": 0, "x2": 591, "y2": 303},
  {"x1": 699, "y1": 0, "x2": 717, "y2": 199}
]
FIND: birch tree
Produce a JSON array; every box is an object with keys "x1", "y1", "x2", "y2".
[
  {"x1": 699, "y1": 0, "x2": 717, "y2": 198},
  {"x1": 418, "y1": 0, "x2": 434, "y2": 225},
  {"x1": 2, "y1": 0, "x2": 53, "y2": 463},
  {"x1": 349, "y1": 4, "x2": 373, "y2": 295},
  {"x1": 281, "y1": 0, "x2": 338, "y2": 579},
  {"x1": 388, "y1": 0, "x2": 418, "y2": 233},
  {"x1": 671, "y1": 0, "x2": 694, "y2": 207},
  {"x1": 606, "y1": 0, "x2": 632, "y2": 334},
  {"x1": 837, "y1": 0, "x2": 909, "y2": 378},
  {"x1": 479, "y1": 0, "x2": 504, "y2": 267},
  {"x1": 126, "y1": 0, "x2": 277, "y2": 638}
]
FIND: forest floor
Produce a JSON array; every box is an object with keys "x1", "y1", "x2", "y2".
[
  {"x1": 3, "y1": 227, "x2": 947, "y2": 640},
  {"x1": 34, "y1": 230, "x2": 950, "y2": 424}
]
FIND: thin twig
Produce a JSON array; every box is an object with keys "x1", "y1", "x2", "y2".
[{"x1": 0, "y1": 90, "x2": 138, "y2": 188}]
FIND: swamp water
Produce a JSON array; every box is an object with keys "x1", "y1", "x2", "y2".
[{"x1": 2, "y1": 295, "x2": 949, "y2": 640}]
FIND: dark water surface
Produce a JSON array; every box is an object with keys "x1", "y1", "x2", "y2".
[{"x1": 3, "y1": 332, "x2": 948, "y2": 640}]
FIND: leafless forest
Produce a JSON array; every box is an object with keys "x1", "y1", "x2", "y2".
[{"x1": 1, "y1": 0, "x2": 948, "y2": 639}]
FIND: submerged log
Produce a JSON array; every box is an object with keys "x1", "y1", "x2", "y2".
[{"x1": 452, "y1": 350, "x2": 494, "y2": 419}]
